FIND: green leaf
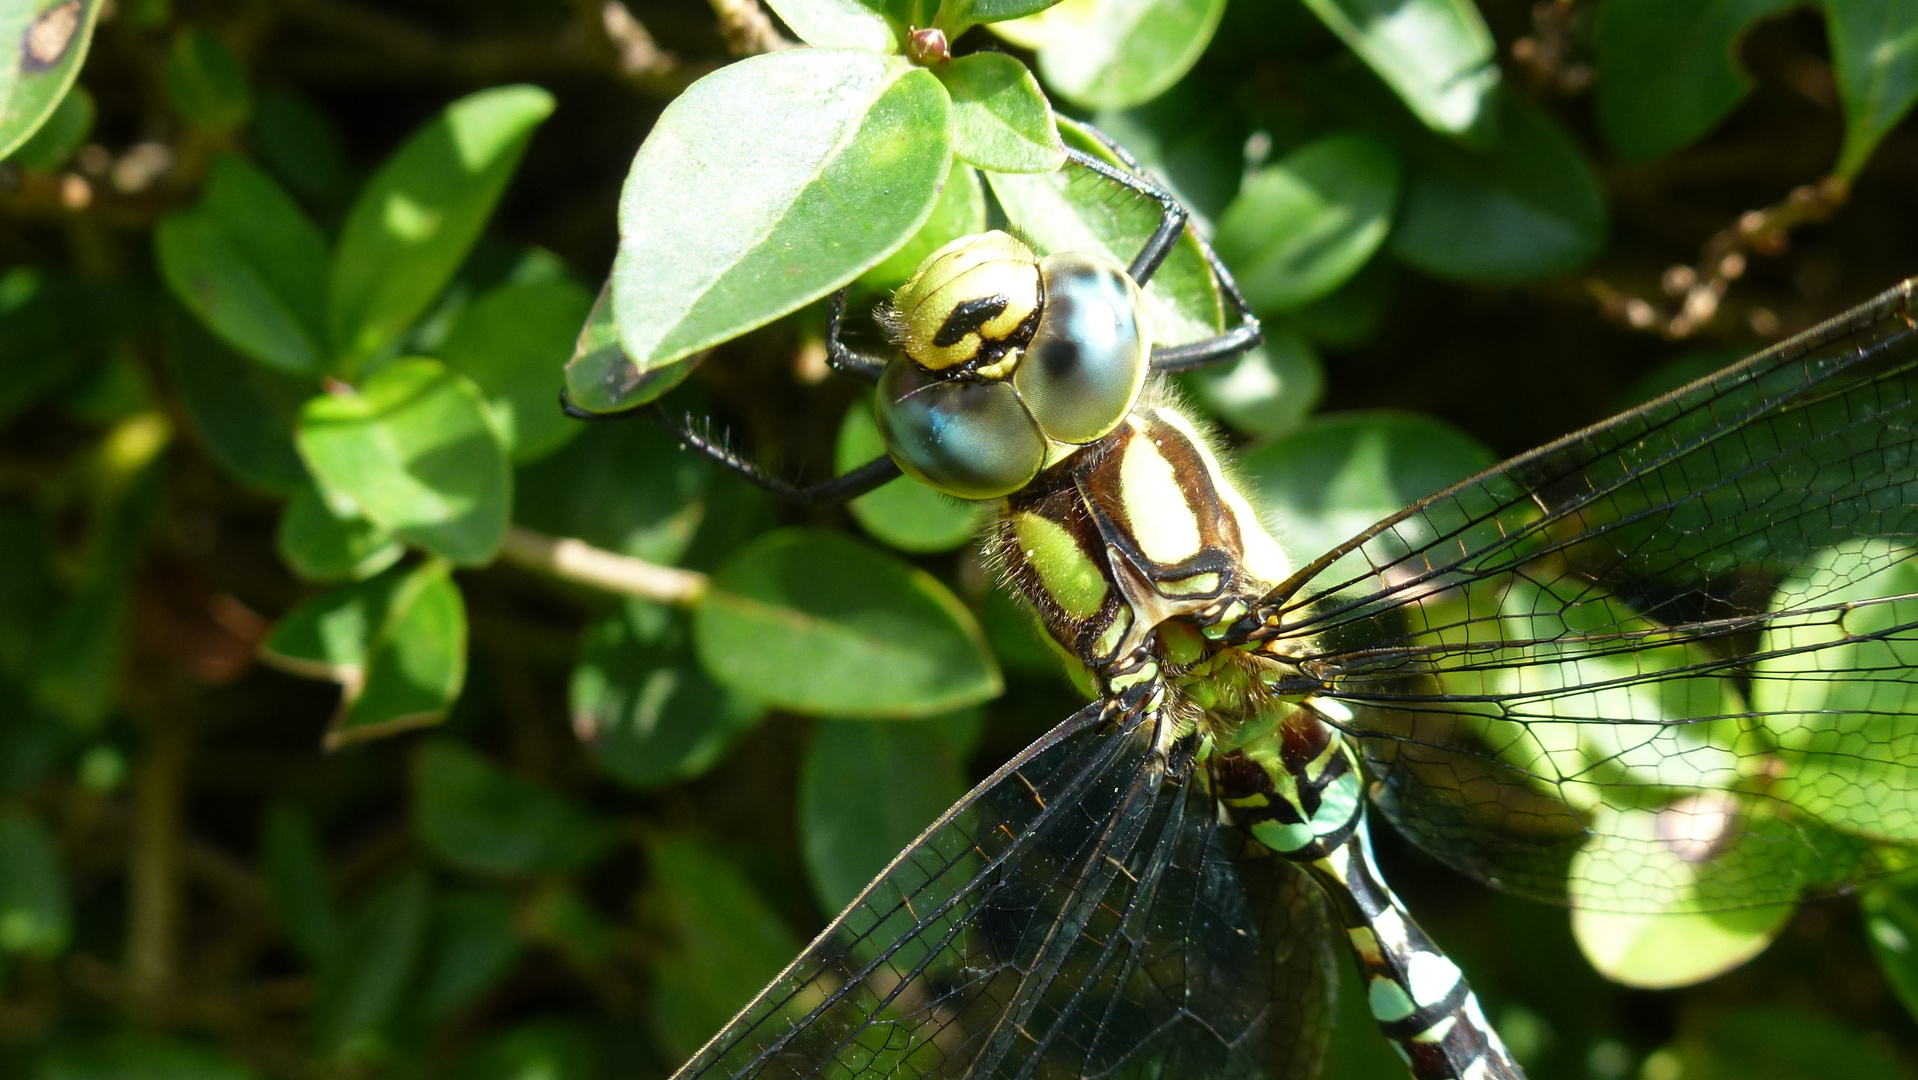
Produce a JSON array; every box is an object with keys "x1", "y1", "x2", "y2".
[
  {"x1": 453, "y1": 1020, "x2": 601, "y2": 1080},
  {"x1": 1238, "y1": 410, "x2": 1495, "y2": 567},
  {"x1": 0, "y1": 0, "x2": 103, "y2": 159},
  {"x1": 836, "y1": 391, "x2": 987, "y2": 552},
  {"x1": 1756, "y1": 541, "x2": 1918, "y2": 841},
  {"x1": 414, "y1": 738, "x2": 619, "y2": 875},
  {"x1": 260, "y1": 562, "x2": 469, "y2": 748},
  {"x1": 437, "y1": 278, "x2": 594, "y2": 462},
  {"x1": 799, "y1": 714, "x2": 972, "y2": 914},
  {"x1": 330, "y1": 84, "x2": 555, "y2": 371},
  {"x1": 1388, "y1": 90, "x2": 1608, "y2": 283},
  {"x1": 1594, "y1": 0, "x2": 1798, "y2": 163},
  {"x1": 643, "y1": 834, "x2": 801, "y2": 1061},
  {"x1": 261, "y1": 804, "x2": 342, "y2": 966},
  {"x1": 572, "y1": 602, "x2": 765, "y2": 791},
  {"x1": 1216, "y1": 131, "x2": 1400, "y2": 314},
  {"x1": 414, "y1": 887, "x2": 522, "y2": 1024},
  {"x1": 1013, "y1": 0, "x2": 1229, "y2": 111},
  {"x1": 162, "y1": 28, "x2": 252, "y2": 130},
  {"x1": 985, "y1": 118, "x2": 1222, "y2": 346},
  {"x1": 965, "y1": 0, "x2": 1064, "y2": 20},
  {"x1": 4, "y1": 80, "x2": 87, "y2": 168},
  {"x1": 561, "y1": 271, "x2": 702, "y2": 415},
  {"x1": 251, "y1": 88, "x2": 350, "y2": 208},
  {"x1": 165, "y1": 309, "x2": 311, "y2": 494},
  {"x1": 1864, "y1": 873, "x2": 1918, "y2": 1023},
  {"x1": 157, "y1": 154, "x2": 330, "y2": 375},
  {"x1": 860, "y1": 158, "x2": 986, "y2": 290},
  {"x1": 40, "y1": 1035, "x2": 262, "y2": 1080},
  {"x1": 696, "y1": 528, "x2": 1002, "y2": 718},
  {"x1": 314, "y1": 867, "x2": 433, "y2": 1058},
  {"x1": 939, "y1": 52, "x2": 1063, "y2": 173},
  {"x1": 1659, "y1": 1006, "x2": 1909, "y2": 1080},
  {"x1": 1570, "y1": 802, "x2": 1796, "y2": 987},
  {"x1": 0, "y1": 810, "x2": 68, "y2": 957},
  {"x1": 1297, "y1": 0, "x2": 1500, "y2": 135},
  {"x1": 1181, "y1": 329, "x2": 1324, "y2": 439},
  {"x1": 297, "y1": 357, "x2": 511, "y2": 565},
  {"x1": 1826, "y1": 0, "x2": 1918, "y2": 177},
  {"x1": 277, "y1": 479, "x2": 405, "y2": 584},
  {"x1": 762, "y1": 0, "x2": 900, "y2": 50},
  {"x1": 514, "y1": 417, "x2": 708, "y2": 565},
  {"x1": 612, "y1": 50, "x2": 951, "y2": 371}
]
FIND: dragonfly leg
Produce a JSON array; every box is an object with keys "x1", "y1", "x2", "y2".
[
  {"x1": 826, "y1": 288, "x2": 886, "y2": 383},
  {"x1": 1060, "y1": 141, "x2": 1262, "y2": 374},
  {"x1": 648, "y1": 403, "x2": 901, "y2": 505}
]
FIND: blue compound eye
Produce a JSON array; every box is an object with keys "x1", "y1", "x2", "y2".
[
  {"x1": 1014, "y1": 252, "x2": 1150, "y2": 446},
  {"x1": 874, "y1": 355, "x2": 1048, "y2": 501}
]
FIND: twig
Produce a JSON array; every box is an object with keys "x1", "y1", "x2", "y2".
[
  {"x1": 708, "y1": 0, "x2": 793, "y2": 56},
  {"x1": 496, "y1": 526, "x2": 708, "y2": 606},
  {"x1": 127, "y1": 719, "x2": 192, "y2": 1018},
  {"x1": 601, "y1": 1, "x2": 678, "y2": 79},
  {"x1": 1588, "y1": 176, "x2": 1851, "y2": 340},
  {"x1": 1512, "y1": 0, "x2": 1592, "y2": 97}
]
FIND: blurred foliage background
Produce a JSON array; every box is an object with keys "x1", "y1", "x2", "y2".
[{"x1": 7, "y1": 0, "x2": 1918, "y2": 1078}]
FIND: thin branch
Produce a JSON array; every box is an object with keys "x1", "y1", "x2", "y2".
[
  {"x1": 497, "y1": 526, "x2": 708, "y2": 606},
  {"x1": 708, "y1": 0, "x2": 794, "y2": 56},
  {"x1": 1588, "y1": 176, "x2": 1851, "y2": 340}
]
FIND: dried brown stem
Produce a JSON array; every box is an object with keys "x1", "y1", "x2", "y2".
[
  {"x1": 126, "y1": 719, "x2": 192, "y2": 1017},
  {"x1": 1512, "y1": 0, "x2": 1592, "y2": 97},
  {"x1": 1589, "y1": 175, "x2": 1851, "y2": 340},
  {"x1": 497, "y1": 526, "x2": 708, "y2": 606},
  {"x1": 708, "y1": 0, "x2": 794, "y2": 56}
]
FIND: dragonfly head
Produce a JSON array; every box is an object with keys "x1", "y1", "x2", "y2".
[{"x1": 874, "y1": 231, "x2": 1153, "y2": 499}]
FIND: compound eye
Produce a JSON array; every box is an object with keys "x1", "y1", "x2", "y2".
[
  {"x1": 1015, "y1": 252, "x2": 1150, "y2": 445},
  {"x1": 875, "y1": 356, "x2": 1047, "y2": 500}
]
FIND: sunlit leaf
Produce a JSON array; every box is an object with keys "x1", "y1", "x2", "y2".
[
  {"x1": 761, "y1": 0, "x2": 900, "y2": 51},
  {"x1": 998, "y1": 0, "x2": 1228, "y2": 111},
  {"x1": 613, "y1": 50, "x2": 950, "y2": 371},
  {"x1": 836, "y1": 391, "x2": 986, "y2": 553},
  {"x1": 437, "y1": 277, "x2": 595, "y2": 462},
  {"x1": 0, "y1": 0, "x2": 103, "y2": 159},
  {"x1": 939, "y1": 51, "x2": 1063, "y2": 173},
  {"x1": 4, "y1": 79, "x2": 87, "y2": 168},
  {"x1": 330, "y1": 85, "x2": 555, "y2": 371},
  {"x1": 1864, "y1": 873, "x2": 1918, "y2": 1023},
  {"x1": 414, "y1": 738, "x2": 619, "y2": 876},
  {"x1": 277, "y1": 479, "x2": 405, "y2": 584},
  {"x1": 297, "y1": 357, "x2": 511, "y2": 565},
  {"x1": 695, "y1": 528, "x2": 1002, "y2": 718},
  {"x1": 561, "y1": 271, "x2": 702, "y2": 415},
  {"x1": 1298, "y1": 0, "x2": 1499, "y2": 135},
  {"x1": 1215, "y1": 131, "x2": 1400, "y2": 314},
  {"x1": 860, "y1": 158, "x2": 986, "y2": 290},
  {"x1": 1826, "y1": 0, "x2": 1918, "y2": 177},
  {"x1": 1594, "y1": 0, "x2": 1797, "y2": 163}
]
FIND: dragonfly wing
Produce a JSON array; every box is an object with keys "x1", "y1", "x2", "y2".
[
  {"x1": 673, "y1": 694, "x2": 1337, "y2": 1080},
  {"x1": 1259, "y1": 281, "x2": 1918, "y2": 912}
]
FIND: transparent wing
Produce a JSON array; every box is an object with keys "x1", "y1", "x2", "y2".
[
  {"x1": 674, "y1": 695, "x2": 1339, "y2": 1080},
  {"x1": 1256, "y1": 281, "x2": 1918, "y2": 913}
]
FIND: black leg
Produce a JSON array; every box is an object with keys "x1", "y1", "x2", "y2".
[
  {"x1": 826, "y1": 289, "x2": 886, "y2": 383},
  {"x1": 649, "y1": 404, "x2": 901, "y2": 505},
  {"x1": 1060, "y1": 136, "x2": 1263, "y2": 374}
]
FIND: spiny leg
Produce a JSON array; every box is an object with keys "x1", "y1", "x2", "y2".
[
  {"x1": 1060, "y1": 134, "x2": 1262, "y2": 374},
  {"x1": 561, "y1": 392, "x2": 901, "y2": 505},
  {"x1": 826, "y1": 288, "x2": 886, "y2": 383}
]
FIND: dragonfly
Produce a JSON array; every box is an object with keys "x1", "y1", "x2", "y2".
[{"x1": 583, "y1": 132, "x2": 1918, "y2": 1080}]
